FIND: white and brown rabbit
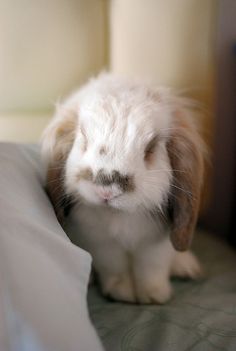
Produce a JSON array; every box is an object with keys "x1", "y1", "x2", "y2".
[{"x1": 41, "y1": 73, "x2": 205, "y2": 304}]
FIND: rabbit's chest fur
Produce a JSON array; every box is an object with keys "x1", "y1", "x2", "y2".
[
  {"x1": 71, "y1": 204, "x2": 166, "y2": 251},
  {"x1": 67, "y1": 202, "x2": 201, "y2": 305}
]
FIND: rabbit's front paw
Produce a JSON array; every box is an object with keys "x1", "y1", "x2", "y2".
[
  {"x1": 135, "y1": 276, "x2": 173, "y2": 304},
  {"x1": 101, "y1": 273, "x2": 135, "y2": 303}
]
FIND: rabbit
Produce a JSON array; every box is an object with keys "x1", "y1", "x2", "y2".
[{"x1": 41, "y1": 73, "x2": 205, "y2": 304}]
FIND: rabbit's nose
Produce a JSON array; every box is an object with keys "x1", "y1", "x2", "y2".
[
  {"x1": 98, "y1": 189, "x2": 114, "y2": 200},
  {"x1": 95, "y1": 186, "x2": 122, "y2": 202}
]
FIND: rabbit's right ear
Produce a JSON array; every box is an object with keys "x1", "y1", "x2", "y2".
[{"x1": 41, "y1": 105, "x2": 77, "y2": 224}]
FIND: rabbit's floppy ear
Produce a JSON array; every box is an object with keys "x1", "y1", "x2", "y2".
[
  {"x1": 41, "y1": 105, "x2": 77, "y2": 224},
  {"x1": 167, "y1": 110, "x2": 204, "y2": 251}
]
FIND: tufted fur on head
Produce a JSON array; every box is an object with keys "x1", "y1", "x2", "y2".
[{"x1": 41, "y1": 73, "x2": 205, "y2": 251}]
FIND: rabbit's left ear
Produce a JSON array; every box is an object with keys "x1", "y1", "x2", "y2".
[
  {"x1": 167, "y1": 111, "x2": 204, "y2": 251},
  {"x1": 41, "y1": 106, "x2": 77, "y2": 224}
]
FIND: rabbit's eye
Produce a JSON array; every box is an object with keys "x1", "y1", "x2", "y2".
[{"x1": 144, "y1": 135, "x2": 158, "y2": 162}]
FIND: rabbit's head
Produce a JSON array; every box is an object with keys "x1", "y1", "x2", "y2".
[{"x1": 41, "y1": 74, "x2": 205, "y2": 251}]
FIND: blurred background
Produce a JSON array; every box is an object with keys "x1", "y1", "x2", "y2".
[{"x1": 0, "y1": 0, "x2": 235, "y2": 243}]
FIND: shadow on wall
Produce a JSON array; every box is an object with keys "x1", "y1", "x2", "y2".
[{"x1": 203, "y1": 0, "x2": 236, "y2": 246}]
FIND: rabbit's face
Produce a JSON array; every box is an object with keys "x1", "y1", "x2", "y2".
[{"x1": 65, "y1": 94, "x2": 173, "y2": 213}]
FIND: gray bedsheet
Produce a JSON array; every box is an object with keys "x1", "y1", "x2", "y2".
[{"x1": 88, "y1": 232, "x2": 236, "y2": 351}]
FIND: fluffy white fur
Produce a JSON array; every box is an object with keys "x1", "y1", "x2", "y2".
[{"x1": 42, "y1": 73, "x2": 204, "y2": 304}]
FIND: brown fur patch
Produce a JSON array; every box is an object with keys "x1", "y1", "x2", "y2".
[
  {"x1": 95, "y1": 169, "x2": 135, "y2": 192},
  {"x1": 80, "y1": 125, "x2": 88, "y2": 152},
  {"x1": 77, "y1": 167, "x2": 93, "y2": 181},
  {"x1": 144, "y1": 135, "x2": 158, "y2": 164},
  {"x1": 43, "y1": 108, "x2": 77, "y2": 224},
  {"x1": 167, "y1": 111, "x2": 204, "y2": 251},
  {"x1": 46, "y1": 164, "x2": 73, "y2": 224},
  {"x1": 53, "y1": 112, "x2": 77, "y2": 163},
  {"x1": 99, "y1": 146, "x2": 107, "y2": 155}
]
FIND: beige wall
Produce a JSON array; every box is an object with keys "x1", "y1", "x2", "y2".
[
  {"x1": 0, "y1": 113, "x2": 51, "y2": 143},
  {"x1": 0, "y1": 0, "x2": 107, "y2": 113},
  {"x1": 110, "y1": 0, "x2": 216, "y2": 92}
]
